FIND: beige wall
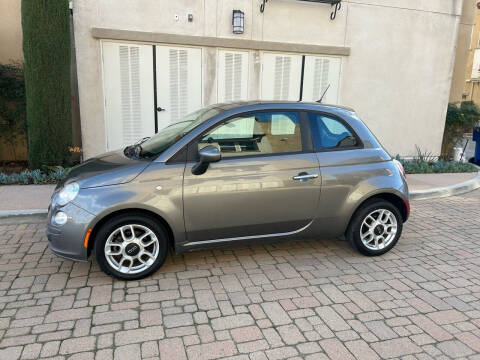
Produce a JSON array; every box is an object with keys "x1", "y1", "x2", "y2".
[
  {"x1": 450, "y1": 0, "x2": 475, "y2": 102},
  {"x1": 0, "y1": 0, "x2": 23, "y2": 64},
  {"x1": 74, "y1": 0, "x2": 463, "y2": 159},
  {"x1": 462, "y1": 3, "x2": 480, "y2": 104}
]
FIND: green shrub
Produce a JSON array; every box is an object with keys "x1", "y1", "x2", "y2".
[
  {"x1": 396, "y1": 155, "x2": 477, "y2": 174},
  {"x1": 0, "y1": 166, "x2": 71, "y2": 185},
  {"x1": 441, "y1": 101, "x2": 480, "y2": 159},
  {"x1": 22, "y1": 0, "x2": 72, "y2": 169},
  {"x1": 0, "y1": 63, "x2": 27, "y2": 160}
]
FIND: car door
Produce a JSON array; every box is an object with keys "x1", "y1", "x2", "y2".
[{"x1": 182, "y1": 110, "x2": 321, "y2": 245}]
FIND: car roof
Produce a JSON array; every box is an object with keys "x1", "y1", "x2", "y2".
[{"x1": 211, "y1": 101, "x2": 355, "y2": 114}]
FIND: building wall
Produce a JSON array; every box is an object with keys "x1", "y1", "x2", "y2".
[
  {"x1": 450, "y1": 0, "x2": 475, "y2": 103},
  {"x1": 463, "y1": 3, "x2": 480, "y2": 104},
  {"x1": 0, "y1": 0, "x2": 23, "y2": 64},
  {"x1": 73, "y1": 0, "x2": 463, "y2": 159}
]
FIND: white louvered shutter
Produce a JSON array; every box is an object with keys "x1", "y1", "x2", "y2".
[
  {"x1": 102, "y1": 42, "x2": 155, "y2": 151},
  {"x1": 217, "y1": 50, "x2": 249, "y2": 103},
  {"x1": 155, "y1": 45, "x2": 202, "y2": 129},
  {"x1": 260, "y1": 53, "x2": 302, "y2": 101},
  {"x1": 302, "y1": 55, "x2": 341, "y2": 104},
  {"x1": 472, "y1": 49, "x2": 480, "y2": 80}
]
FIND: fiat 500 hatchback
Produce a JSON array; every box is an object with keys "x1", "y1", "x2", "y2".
[{"x1": 47, "y1": 102, "x2": 409, "y2": 280}]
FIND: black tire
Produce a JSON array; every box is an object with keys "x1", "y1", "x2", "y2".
[
  {"x1": 94, "y1": 213, "x2": 169, "y2": 280},
  {"x1": 346, "y1": 199, "x2": 403, "y2": 256}
]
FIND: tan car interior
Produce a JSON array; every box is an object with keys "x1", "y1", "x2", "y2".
[{"x1": 198, "y1": 114, "x2": 302, "y2": 157}]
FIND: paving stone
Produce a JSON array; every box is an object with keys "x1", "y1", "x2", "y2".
[
  {"x1": 230, "y1": 326, "x2": 263, "y2": 343},
  {"x1": 90, "y1": 285, "x2": 112, "y2": 306},
  {"x1": 140, "y1": 309, "x2": 163, "y2": 327},
  {"x1": 59, "y1": 336, "x2": 96, "y2": 355},
  {"x1": 276, "y1": 324, "x2": 306, "y2": 345},
  {"x1": 44, "y1": 307, "x2": 93, "y2": 323},
  {"x1": 186, "y1": 340, "x2": 237, "y2": 360},
  {"x1": 139, "y1": 290, "x2": 180, "y2": 303},
  {"x1": 164, "y1": 313, "x2": 193, "y2": 328},
  {"x1": 437, "y1": 339, "x2": 475, "y2": 358},
  {"x1": 371, "y1": 338, "x2": 422, "y2": 358},
  {"x1": 319, "y1": 338, "x2": 355, "y2": 360},
  {"x1": 15, "y1": 304, "x2": 49, "y2": 319},
  {"x1": 427, "y1": 309, "x2": 468, "y2": 325},
  {"x1": 345, "y1": 339, "x2": 380, "y2": 360},
  {"x1": 409, "y1": 314, "x2": 453, "y2": 341},
  {"x1": 195, "y1": 289, "x2": 218, "y2": 310},
  {"x1": 365, "y1": 320, "x2": 398, "y2": 340},
  {"x1": 92, "y1": 309, "x2": 137, "y2": 325},
  {"x1": 40, "y1": 341, "x2": 60, "y2": 357},
  {"x1": 265, "y1": 346, "x2": 298, "y2": 360},
  {"x1": 316, "y1": 306, "x2": 350, "y2": 331},
  {"x1": 0, "y1": 346, "x2": 22, "y2": 360},
  {"x1": 113, "y1": 344, "x2": 140, "y2": 360},
  {"x1": 261, "y1": 302, "x2": 291, "y2": 326},
  {"x1": 114, "y1": 325, "x2": 164, "y2": 345},
  {"x1": 20, "y1": 343, "x2": 42, "y2": 359},
  {"x1": 211, "y1": 314, "x2": 254, "y2": 331}
]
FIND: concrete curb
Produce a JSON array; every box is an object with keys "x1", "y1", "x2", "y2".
[
  {"x1": 0, "y1": 209, "x2": 47, "y2": 218},
  {"x1": 410, "y1": 166, "x2": 480, "y2": 200}
]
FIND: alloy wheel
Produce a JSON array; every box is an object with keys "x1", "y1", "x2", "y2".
[
  {"x1": 104, "y1": 224, "x2": 159, "y2": 274},
  {"x1": 359, "y1": 209, "x2": 398, "y2": 251}
]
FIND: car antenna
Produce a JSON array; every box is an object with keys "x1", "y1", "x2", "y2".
[{"x1": 317, "y1": 84, "x2": 330, "y2": 103}]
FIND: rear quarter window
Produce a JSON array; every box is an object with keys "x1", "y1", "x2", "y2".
[{"x1": 308, "y1": 112, "x2": 359, "y2": 151}]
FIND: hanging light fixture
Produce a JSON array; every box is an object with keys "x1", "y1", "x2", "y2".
[{"x1": 232, "y1": 10, "x2": 244, "y2": 34}]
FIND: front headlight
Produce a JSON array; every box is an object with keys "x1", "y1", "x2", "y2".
[{"x1": 57, "y1": 182, "x2": 79, "y2": 206}]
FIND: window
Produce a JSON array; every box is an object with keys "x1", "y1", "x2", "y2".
[
  {"x1": 198, "y1": 111, "x2": 302, "y2": 157},
  {"x1": 308, "y1": 113, "x2": 358, "y2": 150}
]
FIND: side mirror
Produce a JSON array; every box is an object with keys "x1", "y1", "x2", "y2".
[{"x1": 191, "y1": 145, "x2": 221, "y2": 175}]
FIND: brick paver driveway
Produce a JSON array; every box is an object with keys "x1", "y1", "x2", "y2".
[{"x1": 1, "y1": 191, "x2": 480, "y2": 360}]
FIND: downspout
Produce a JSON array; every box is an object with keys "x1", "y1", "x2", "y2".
[{"x1": 70, "y1": 0, "x2": 83, "y2": 163}]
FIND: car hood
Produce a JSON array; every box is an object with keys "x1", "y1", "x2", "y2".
[{"x1": 58, "y1": 150, "x2": 151, "y2": 189}]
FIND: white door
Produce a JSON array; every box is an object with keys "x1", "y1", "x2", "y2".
[
  {"x1": 102, "y1": 42, "x2": 155, "y2": 151},
  {"x1": 260, "y1": 52, "x2": 303, "y2": 101},
  {"x1": 155, "y1": 45, "x2": 202, "y2": 130},
  {"x1": 302, "y1": 55, "x2": 341, "y2": 104},
  {"x1": 217, "y1": 50, "x2": 249, "y2": 102}
]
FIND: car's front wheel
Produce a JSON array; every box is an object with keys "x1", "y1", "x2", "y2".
[
  {"x1": 346, "y1": 199, "x2": 403, "y2": 256},
  {"x1": 94, "y1": 213, "x2": 168, "y2": 280}
]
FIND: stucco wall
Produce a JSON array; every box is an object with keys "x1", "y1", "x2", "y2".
[
  {"x1": 462, "y1": 4, "x2": 480, "y2": 104},
  {"x1": 0, "y1": 0, "x2": 23, "y2": 64},
  {"x1": 450, "y1": 0, "x2": 475, "y2": 103},
  {"x1": 73, "y1": 0, "x2": 462, "y2": 159},
  {"x1": 343, "y1": 2, "x2": 461, "y2": 156}
]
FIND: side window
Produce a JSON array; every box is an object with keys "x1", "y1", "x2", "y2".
[
  {"x1": 198, "y1": 111, "x2": 302, "y2": 157},
  {"x1": 308, "y1": 113, "x2": 358, "y2": 150}
]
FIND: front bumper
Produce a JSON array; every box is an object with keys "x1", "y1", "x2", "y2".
[{"x1": 46, "y1": 202, "x2": 95, "y2": 262}]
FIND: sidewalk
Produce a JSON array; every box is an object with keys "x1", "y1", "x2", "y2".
[
  {"x1": 0, "y1": 184, "x2": 55, "y2": 213},
  {"x1": 0, "y1": 171, "x2": 479, "y2": 214},
  {"x1": 406, "y1": 172, "x2": 478, "y2": 190}
]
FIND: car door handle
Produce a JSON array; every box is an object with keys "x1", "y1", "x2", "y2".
[{"x1": 293, "y1": 173, "x2": 318, "y2": 181}]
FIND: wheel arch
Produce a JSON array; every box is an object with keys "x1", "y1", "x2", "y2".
[
  {"x1": 345, "y1": 192, "x2": 409, "y2": 236},
  {"x1": 87, "y1": 208, "x2": 175, "y2": 258}
]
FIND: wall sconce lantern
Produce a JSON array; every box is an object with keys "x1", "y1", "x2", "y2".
[{"x1": 232, "y1": 10, "x2": 244, "y2": 34}]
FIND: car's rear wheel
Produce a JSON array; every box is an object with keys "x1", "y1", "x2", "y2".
[
  {"x1": 94, "y1": 213, "x2": 168, "y2": 280},
  {"x1": 346, "y1": 199, "x2": 402, "y2": 256}
]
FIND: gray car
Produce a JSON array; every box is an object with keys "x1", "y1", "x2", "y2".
[{"x1": 47, "y1": 102, "x2": 409, "y2": 280}]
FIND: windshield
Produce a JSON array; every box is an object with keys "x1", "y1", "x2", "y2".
[{"x1": 137, "y1": 107, "x2": 222, "y2": 159}]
